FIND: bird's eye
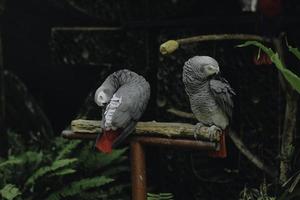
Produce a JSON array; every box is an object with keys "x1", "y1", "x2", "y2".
[{"x1": 207, "y1": 65, "x2": 214, "y2": 70}]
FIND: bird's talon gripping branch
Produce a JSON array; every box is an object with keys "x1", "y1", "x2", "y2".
[
  {"x1": 208, "y1": 125, "x2": 221, "y2": 142},
  {"x1": 193, "y1": 122, "x2": 205, "y2": 140}
]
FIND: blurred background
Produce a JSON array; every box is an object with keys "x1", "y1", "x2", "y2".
[{"x1": 1, "y1": 0, "x2": 300, "y2": 199}]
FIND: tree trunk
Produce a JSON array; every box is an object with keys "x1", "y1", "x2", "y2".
[
  {"x1": 279, "y1": 91, "x2": 298, "y2": 183},
  {"x1": 273, "y1": 36, "x2": 299, "y2": 183}
]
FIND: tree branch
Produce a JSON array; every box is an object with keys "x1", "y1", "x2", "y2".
[
  {"x1": 69, "y1": 119, "x2": 220, "y2": 142},
  {"x1": 160, "y1": 34, "x2": 271, "y2": 55},
  {"x1": 273, "y1": 35, "x2": 299, "y2": 183},
  {"x1": 166, "y1": 107, "x2": 277, "y2": 178},
  {"x1": 229, "y1": 130, "x2": 278, "y2": 178}
]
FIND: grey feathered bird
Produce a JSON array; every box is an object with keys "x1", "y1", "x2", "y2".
[
  {"x1": 94, "y1": 69, "x2": 150, "y2": 153},
  {"x1": 182, "y1": 56, "x2": 235, "y2": 157}
]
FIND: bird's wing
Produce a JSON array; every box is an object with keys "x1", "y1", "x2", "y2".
[
  {"x1": 112, "y1": 82, "x2": 150, "y2": 126},
  {"x1": 209, "y1": 78, "x2": 235, "y2": 120},
  {"x1": 104, "y1": 81, "x2": 150, "y2": 146}
]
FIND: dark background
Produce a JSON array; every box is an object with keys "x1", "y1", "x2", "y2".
[{"x1": 2, "y1": 0, "x2": 300, "y2": 199}]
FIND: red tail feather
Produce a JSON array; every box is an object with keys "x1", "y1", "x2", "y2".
[
  {"x1": 208, "y1": 130, "x2": 227, "y2": 158},
  {"x1": 95, "y1": 130, "x2": 121, "y2": 153}
]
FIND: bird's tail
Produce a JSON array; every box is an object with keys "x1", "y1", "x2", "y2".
[
  {"x1": 112, "y1": 121, "x2": 136, "y2": 148},
  {"x1": 95, "y1": 130, "x2": 121, "y2": 153},
  {"x1": 208, "y1": 129, "x2": 227, "y2": 158},
  {"x1": 95, "y1": 121, "x2": 136, "y2": 153}
]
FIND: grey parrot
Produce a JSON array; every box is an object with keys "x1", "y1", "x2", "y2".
[
  {"x1": 182, "y1": 56, "x2": 235, "y2": 157},
  {"x1": 94, "y1": 69, "x2": 150, "y2": 153}
]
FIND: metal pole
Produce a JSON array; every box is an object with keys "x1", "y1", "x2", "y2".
[{"x1": 131, "y1": 139, "x2": 147, "y2": 200}]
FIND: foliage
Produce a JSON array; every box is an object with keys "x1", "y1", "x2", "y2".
[
  {"x1": 287, "y1": 45, "x2": 300, "y2": 60},
  {"x1": 0, "y1": 134, "x2": 130, "y2": 200},
  {"x1": 278, "y1": 170, "x2": 300, "y2": 200},
  {"x1": 24, "y1": 158, "x2": 78, "y2": 188},
  {"x1": 147, "y1": 193, "x2": 174, "y2": 200},
  {"x1": 45, "y1": 176, "x2": 114, "y2": 200},
  {"x1": 0, "y1": 184, "x2": 21, "y2": 200},
  {"x1": 237, "y1": 41, "x2": 300, "y2": 94},
  {"x1": 238, "y1": 40, "x2": 300, "y2": 199},
  {"x1": 239, "y1": 184, "x2": 275, "y2": 200}
]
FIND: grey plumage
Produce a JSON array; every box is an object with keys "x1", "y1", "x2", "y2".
[
  {"x1": 95, "y1": 69, "x2": 150, "y2": 149},
  {"x1": 183, "y1": 56, "x2": 235, "y2": 130}
]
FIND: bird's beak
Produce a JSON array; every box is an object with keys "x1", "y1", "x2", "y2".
[{"x1": 100, "y1": 102, "x2": 108, "y2": 107}]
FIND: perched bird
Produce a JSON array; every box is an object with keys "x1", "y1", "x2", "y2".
[
  {"x1": 94, "y1": 69, "x2": 150, "y2": 153},
  {"x1": 182, "y1": 56, "x2": 235, "y2": 158}
]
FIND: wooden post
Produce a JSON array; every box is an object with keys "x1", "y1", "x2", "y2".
[{"x1": 131, "y1": 139, "x2": 147, "y2": 200}]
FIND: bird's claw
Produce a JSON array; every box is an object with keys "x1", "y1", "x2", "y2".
[
  {"x1": 207, "y1": 125, "x2": 222, "y2": 142},
  {"x1": 193, "y1": 123, "x2": 204, "y2": 140}
]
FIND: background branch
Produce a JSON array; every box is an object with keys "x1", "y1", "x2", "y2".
[
  {"x1": 273, "y1": 35, "x2": 299, "y2": 183},
  {"x1": 166, "y1": 107, "x2": 277, "y2": 178},
  {"x1": 160, "y1": 34, "x2": 271, "y2": 55}
]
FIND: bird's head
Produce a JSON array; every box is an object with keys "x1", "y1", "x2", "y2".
[
  {"x1": 183, "y1": 56, "x2": 220, "y2": 83},
  {"x1": 94, "y1": 88, "x2": 113, "y2": 107}
]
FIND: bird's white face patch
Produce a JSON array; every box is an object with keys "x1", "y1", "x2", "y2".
[
  {"x1": 204, "y1": 65, "x2": 219, "y2": 76},
  {"x1": 96, "y1": 91, "x2": 110, "y2": 107}
]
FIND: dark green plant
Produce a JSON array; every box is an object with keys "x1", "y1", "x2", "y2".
[
  {"x1": 147, "y1": 192, "x2": 174, "y2": 200},
  {"x1": 238, "y1": 40, "x2": 300, "y2": 199},
  {"x1": 239, "y1": 184, "x2": 275, "y2": 200},
  {"x1": 237, "y1": 41, "x2": 300, "y2": 93},
  {"x1": 0, "y1": 135, "x2": 130, "y2": 200}
]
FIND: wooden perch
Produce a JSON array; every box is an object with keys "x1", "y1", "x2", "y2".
[
  {"x1": 160, "y1": 34, "x2": 271, "y2": 55},
  {"x1": 69, "y1": 119, "x2": 220, "y2": 142}
]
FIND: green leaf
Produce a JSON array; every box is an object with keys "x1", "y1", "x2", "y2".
[
  {"x1": 50, "y1": 168, "x2": 76, "y2": 177},
  {"x1": 0, "y1": 151, "x2": 44, "y2": 171},
  {"x1": 25, "y1": 158, "x2": 78, "y2": 187},
  {"x1": 288, "y1": 45, "x2": 300, "y2": 60},
  {"x1": 55, "y1": 140, "x2": 81, "y2": 161},
  {"x1": 0, "y1": 184, "x2": 21, "y2": 200},
  {"x1": 238, "y1": 41, "x2": 300, "y2": 94},
  {"x1": 79, "y1": 147, "x2": 127, "y2": 169},
  {"x1": 0, "y1": 158, "x2": 23, "y2": 170},
  {"x1": 45, "y1": 176, "x2": 114, "y2": 200},
  {"x1": 95, "y1": 148, "x2": 128, "y2": 167},
  {"x1": 147, "y1": 193, "x2": 174, "y2": 200}
]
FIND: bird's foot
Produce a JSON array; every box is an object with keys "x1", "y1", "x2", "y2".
[
  {"x1": 207, "y1": 125, "x2": 222, "y2": 142},
  {"x1": 193, "y1": 122, "x2": 205, "y2": 140}
]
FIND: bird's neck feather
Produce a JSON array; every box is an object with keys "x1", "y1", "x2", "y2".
[{"x1": 185, "y1": 80, "x2": 209, "y2": 96}]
